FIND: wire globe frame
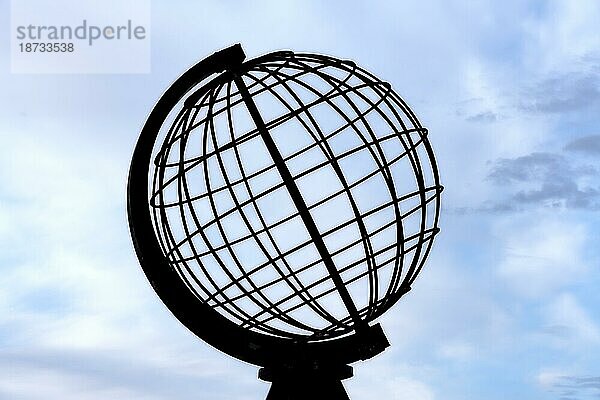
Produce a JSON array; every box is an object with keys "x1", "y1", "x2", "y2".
[{"x1": 128, "y1": 44, "x2": 442, "y2": 368}]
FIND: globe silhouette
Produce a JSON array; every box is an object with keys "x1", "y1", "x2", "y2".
[{"x1": 145, "y1": 50, "x2": 442, "y2": 344}]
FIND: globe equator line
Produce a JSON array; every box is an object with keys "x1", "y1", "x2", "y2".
[
  {"x1": 159, "y1": 129, "x2": 429, "y2": 260},
  {"x1": 152, "y1": 125, "x2": 426, "y2": 212}
]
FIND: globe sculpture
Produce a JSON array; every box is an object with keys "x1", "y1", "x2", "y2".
[{"x1": 128, "y1": 44, "x2": 442, "y2": 400}]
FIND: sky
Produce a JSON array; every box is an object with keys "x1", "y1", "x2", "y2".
[{"x1": 1, "y1": 0, "x2": 599, "y2": 399}]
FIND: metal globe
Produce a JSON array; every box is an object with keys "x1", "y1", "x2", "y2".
[{"x1": 148, "y1": 50, "x2": 442, "y2": 343}]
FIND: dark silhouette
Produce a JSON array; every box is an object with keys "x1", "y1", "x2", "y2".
[{"x1": 128, "y1": 44, "x2": 442, "y2": 399}]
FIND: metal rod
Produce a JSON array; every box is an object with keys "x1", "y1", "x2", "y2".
[{"x1": 234, "y1": 74, "x2": 366, "y2": 333}]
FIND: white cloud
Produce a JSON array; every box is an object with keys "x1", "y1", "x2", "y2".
[
  {"x1": 0, "y1": 126, "x2": 264, "y2": 398},
  {"x1": 523, "y1": 0, "x2": 600, "y2": 72},
  {"x1": 496, "y1": 214, "x2": 588, "y2": 298},
  {"x1": 536, "y1": 368, "x2": 568, "y2": 388},
  {"x1": 1, "y1": 1, "x2": 600, "y2": 399},
  {"x1": 437, "y1": 341, "x2": 476, "y2": 361},
  {"x1": 0, "y1": 363, "x2": 160, "y2": 400},
  {"x1": 367, "y1": 238, "x2": 518, "y2": 376},
  {"x1": 347, "y1": 362, "x2": 436, "y2": 400},
  {"x1": 0, "y1": 349, "x2": 263, "y2": 400},
  {"x1": 543, "y1": 293, "x2": 600, "y2": 346}
]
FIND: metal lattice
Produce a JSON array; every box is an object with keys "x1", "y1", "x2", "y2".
[{"x1": 150, "y1": 52, "x2": 441, "y2": 342}]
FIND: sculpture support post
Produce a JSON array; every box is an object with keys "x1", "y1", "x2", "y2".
[{"x1": 259, "y1": 364, "x2": 353, "y2": 400}]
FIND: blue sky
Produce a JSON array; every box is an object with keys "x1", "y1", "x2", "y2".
[{"x1": 1, "y1": 0, "x2": 599, "y2": 399}]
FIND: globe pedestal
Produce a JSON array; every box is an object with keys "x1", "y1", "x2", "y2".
[
  {"x1": 259, "y1": 364, "x2": 353, "y2": 400},
  {"x1": 258, "y1": 324, "x2": 388, "y2": 400}
]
